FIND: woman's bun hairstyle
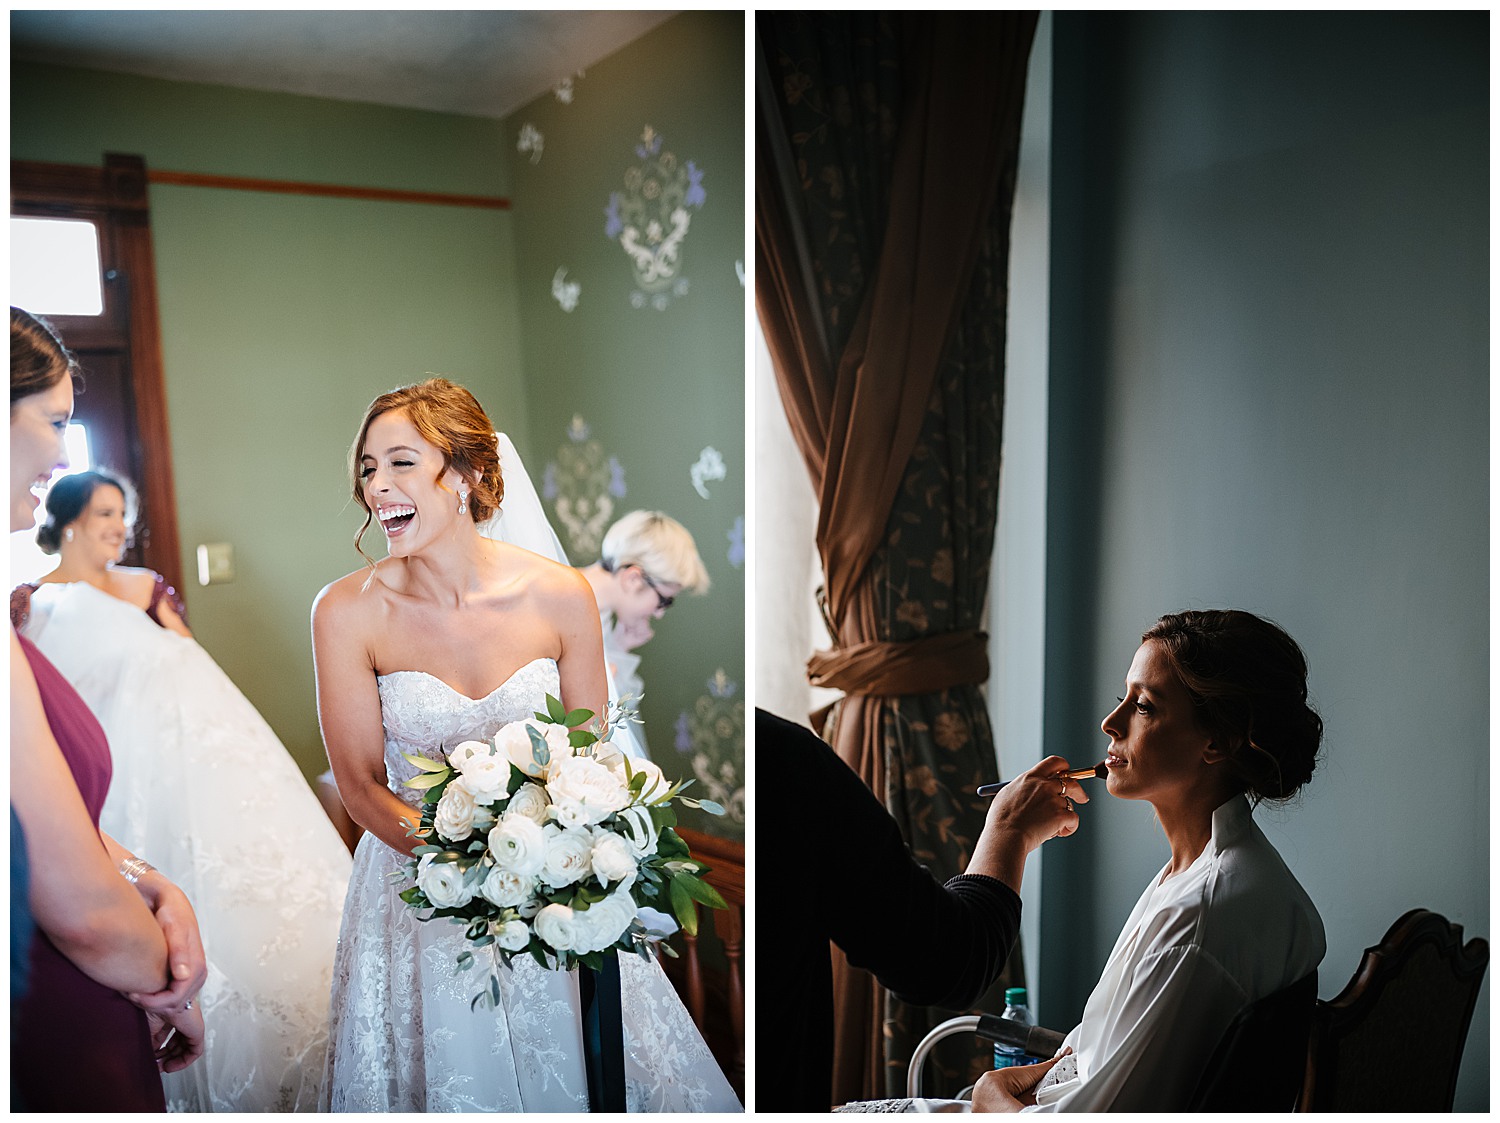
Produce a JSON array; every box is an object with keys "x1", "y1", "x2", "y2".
[
  {"x1": 36, "y1": 469, "x2": 137, "y2": 555},
  {"x1": 1144, "y1": 609, "x2": 1322, "y2": 803}
]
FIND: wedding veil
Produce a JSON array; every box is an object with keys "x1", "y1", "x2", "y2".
[{"x1": 476, "y1": 433, "x2": 646, "y2": 761}]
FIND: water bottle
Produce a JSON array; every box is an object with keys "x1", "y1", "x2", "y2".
[{"x1": 993, "y1": 987, "x2": 1040, "y2": 1068}]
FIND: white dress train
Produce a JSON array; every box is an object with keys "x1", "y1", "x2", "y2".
[
  {"x1": 18, "y1": 581, "x2": 352, "y2": 1112},
  {"x1": 319, "y1": 660, "x2": 740, "y2": 1111}
]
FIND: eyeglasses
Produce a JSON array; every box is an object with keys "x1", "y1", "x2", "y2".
[{"x1": 635, "y1": 567, "x2": 675, "y2": 612}]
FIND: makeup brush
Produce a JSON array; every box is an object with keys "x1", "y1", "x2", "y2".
[{"x1": 976, "y1": 762, "x2": 1108, "y2": 797}]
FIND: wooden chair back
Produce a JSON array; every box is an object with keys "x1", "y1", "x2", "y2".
[{"x1": 1298, "y1": 908, "x2": 1488, "y2": 1111}]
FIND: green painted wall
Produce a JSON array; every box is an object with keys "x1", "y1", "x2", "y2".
[
  {"x1": 501, "y1": 11, "x2": 746, "y2": 840},
  {"x1": 11, "y1": 60, "x2": 529, "y2": 781},
  {"x1": 10, "y1": 12, "x2": 747, "y2": 847}
]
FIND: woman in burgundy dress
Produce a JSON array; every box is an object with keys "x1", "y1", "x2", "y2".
[{"x1": 9, "y1": 308, "x2": 207, "y2": 1110}]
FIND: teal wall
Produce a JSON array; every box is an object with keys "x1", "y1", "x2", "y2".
[
  {"x1": 1042, "y1": 12, "x2": 1487, "y2": 1108},
  {"x1": 11, "y1": 11, "x2": 745, "y2": 843},
  {"x1": 501, "y1": 11, "x2": 746, "y2": 840}
]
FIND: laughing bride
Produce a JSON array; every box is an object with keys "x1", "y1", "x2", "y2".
[{"x1": 311, "y1": 378, "x2": 739, "y2": 1112}]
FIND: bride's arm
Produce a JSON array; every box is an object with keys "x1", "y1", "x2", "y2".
[
  {"x1": 11, "y1": 629, "x2": 171, "y2": 994},
  {"x1": 312, "y1": 579, "x2": 426, "y2": 855},
  {"x1": 549, "y1": 567, "x2": 608, "y2": 722}
]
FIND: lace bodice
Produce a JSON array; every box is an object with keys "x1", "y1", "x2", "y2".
[{"x1": 377, "y1": 659, "x2": 559, "y2": 804}]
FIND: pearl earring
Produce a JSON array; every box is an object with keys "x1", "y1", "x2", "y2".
[{"x1": 65, "y1": 528, "x2": 74, "y2": 542}]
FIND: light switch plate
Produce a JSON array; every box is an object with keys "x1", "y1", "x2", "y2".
[{"x1": 196, "y1": 542, "x2": 234, "y2": 586}]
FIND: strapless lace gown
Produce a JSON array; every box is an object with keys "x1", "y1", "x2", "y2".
[{"x1": 321, "y1": 659, "x2": 740, "y2": 1112}]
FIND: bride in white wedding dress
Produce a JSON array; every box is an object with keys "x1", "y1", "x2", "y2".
[{"x1": 313, "y1": 379, "x2": 739, "y2": 1112}]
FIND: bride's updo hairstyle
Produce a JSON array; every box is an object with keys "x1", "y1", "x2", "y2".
[
  {"x1": 1143, "y1": 609, "x2": 1322, "y2": 804},
  {"x1": 36, "y1": 469, "x2": 138, "y2": 554},
  {"x1": 11, "y1": 307, "x2": 78, "y2": 403},
  {"x1": 349, "y1": 378, "x2": 505, "y2": 558}
]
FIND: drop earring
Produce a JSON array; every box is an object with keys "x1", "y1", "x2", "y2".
[
  {"x1": 458, "y1": 490, "x2": 468, "y2": 517},
  {"x1": 65, "y1": 528, "x2": 74, "y2": 542}
]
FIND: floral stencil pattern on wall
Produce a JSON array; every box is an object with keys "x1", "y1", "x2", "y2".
[
  {"x1": 517, "y1": 123, "x2": 544, "y2": 164},
  {"x1": 604, "y1": 126, "x2": 706, "y2": 310},
  {"x1": 673, "y1": 669, "x2": 745, "y2": 828},
  {"x1": 542, "y1": 416, "x2": 626, "y2": 559},
  {"x1": 727, "y1": 515, "x2": 744, "y2": 569}
]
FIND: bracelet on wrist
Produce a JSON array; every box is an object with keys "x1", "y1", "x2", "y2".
[{"x1": 119, "y1": 856, "x2": 156, "y2": 884}]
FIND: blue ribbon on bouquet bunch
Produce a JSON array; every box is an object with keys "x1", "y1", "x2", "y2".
[{"x1": 579, "y1": 950, "x2": 626, "y2": 1111}]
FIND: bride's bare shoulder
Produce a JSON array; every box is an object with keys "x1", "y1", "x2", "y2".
[
  {"x1": 314, "y1": 561, "x2": 400, "y2": 628},
  {"x1": 495, "y1": 542, "x2": 591, "y2": 603}
]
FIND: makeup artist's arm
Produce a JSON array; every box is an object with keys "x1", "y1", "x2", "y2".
[{"x1": 968, "y1": 756, "x2": 1088, "y2": 893}]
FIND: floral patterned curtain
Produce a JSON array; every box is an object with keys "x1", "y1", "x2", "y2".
[{"x1": 756, "y1": 11, "x2": 1037, "y2": 1102}]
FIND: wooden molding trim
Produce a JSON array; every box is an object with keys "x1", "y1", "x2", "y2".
[{"x1": 147, "y1": 169, "x2": 512, "y2": 211}]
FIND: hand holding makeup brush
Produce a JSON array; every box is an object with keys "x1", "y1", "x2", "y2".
[{"x1": 966, "y1": 756, "x2": 1090, "y2": 893}]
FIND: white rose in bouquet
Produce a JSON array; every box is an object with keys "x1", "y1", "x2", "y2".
[
  {"x1": 533, "y1": 903, "x2": 581, "y2": 951},
  {"x1": 447, "y1": 739, "x2": 493, "y2": 771},
  {"x1": 541, "y1": 824, "x2": 594, "y2": 889},
  {"x1": 478, "y1": 864, "x2": 535, "y2": 909},
  {"x1": 505, "y1": 782, "x2": 551, "y2": 826},
  {"x1": 616, "y1": 805, "x2": 659, "y2": 859},
  {"x1": 434, "y1": 781, "x2": 490, "y2": 841},
  {"x1": 456, "y1": 753, "x2": 511, "y2": 805},
  {"x1": 488, "y1": 815, "x2": 547, "y2": 877},
  {"x1": 624, "y1": 757, "x2": 668, "y2": 803},
  {"x1": 494, "y1": 721, "x2": 549, "y2": 779},
  {"x1": 576, "y1": 890, "x2": 636, "y2": 953},
  {"x1": 548, "y1": 755, "x2": 630, "y2": 829},
  {"x1": 494, "y1": 918, "x2": 531, "y2": 952},
  {"x1": 416, "y1": 853, "x2": 475, "y2": 909},
  {"x1": 542, "y1": 723, "x2": 574, "y2": 763},
  {"x1": 589, "y1": 828, "x2": 638, "y2": 885}
]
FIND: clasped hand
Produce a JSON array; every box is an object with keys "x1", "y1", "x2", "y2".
[{"x1": 125, "y1": 869, "x2": 207, "y2": 1072}]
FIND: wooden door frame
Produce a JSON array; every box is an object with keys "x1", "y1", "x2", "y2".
[{"x1": 11, "y1": 153, "x2": 184, "y2": 594}]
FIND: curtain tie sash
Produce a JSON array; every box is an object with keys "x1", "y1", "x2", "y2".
[{"x1": 807, "y1": 630, "x2": 990, "y2": 698}]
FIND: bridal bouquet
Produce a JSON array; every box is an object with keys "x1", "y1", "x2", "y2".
[{"x1": 397, "y1": 695, "x2": 727, "y2": 1009}]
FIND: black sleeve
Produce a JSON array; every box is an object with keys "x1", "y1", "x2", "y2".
[{"x1": 757, "y1": 709, "x2": 1021, "y2": 1011}]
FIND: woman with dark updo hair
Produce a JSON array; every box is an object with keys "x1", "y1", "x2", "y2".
[
  {"x1": 13, "y1": 462, "x2": 352, "y2": 1111},
  {"x1": 972, "y1": 609, "x2": 1326, "y2": 1112}
]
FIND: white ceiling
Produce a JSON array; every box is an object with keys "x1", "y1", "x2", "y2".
[{"x1": 10, "y1": 10, "x2": 680, "y2": 120}]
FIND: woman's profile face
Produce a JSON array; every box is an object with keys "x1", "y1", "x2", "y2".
[
  {"x1": 10, "y1": 378, "x2": 73, "y2": 533},
  {"x1": 1100, "y1": 640, "x2": 1213, "y2": 804},
  {"x1": 358, "y1": 409, "x2": 466, "y2": 558},
  {"x1": 66, "y1": 484, "x2": 130, "y2": 567}
]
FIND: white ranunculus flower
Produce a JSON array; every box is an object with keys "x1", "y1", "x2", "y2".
[
  {"x1": 448, "y1": 739, "x2": 494, "y2": 771},
  {"x1": 457, "y1": 753, "x2": 511, "y2": 805},
  {"x1": 494, "y1": 721, "x2": 549, "y2": 779},
  {"x1": 434, "y1": 781, "x2": 481, "y2": 841},
  {"x1": 624, "y1": 756, "x2": 668, "y2": 804},
  {"x1": 416, "y1": 853, "x2": 475, "y2": 909},
  {"x1": 548, "y1": 755, "x2": 631, "y2": 829},
  {"x1": 488, "y1": 815, "x2": 547, "y2": 877},
  {"x1": 533, "y1": 903, "x2": 581, "y2": 951},
  {"x1": 505, "y1": 782, "x2": 551, "y2": 826},
  {"x1": 494, "y1": 918, "x2": 531, "y2": 952},
  {"x1": 615, "y1": 804, "x2": 659, "y2": 859},
  {"x1": 541, "y1": 825, "x2": 594, "y2": 889},
  {"x1": 590, "y1": 828, "x2": 638, "y2": 884},
  {"x1": 478, "y1": 864, "x2": 535, "y2": 909}
]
